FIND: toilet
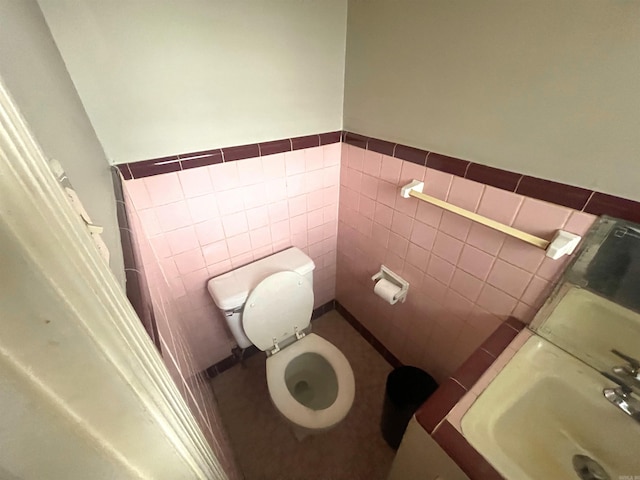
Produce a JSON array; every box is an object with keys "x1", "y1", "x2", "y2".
[{"x1": 207, "y1": 247, "x2": 355, "y2": 437}]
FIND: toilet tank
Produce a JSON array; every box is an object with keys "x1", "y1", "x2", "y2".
[{"x1": 207, "y1": 247, "x2": 315, "y2": 312}]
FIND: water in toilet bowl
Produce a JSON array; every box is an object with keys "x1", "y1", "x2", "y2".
[{"x1": 285, "y1": 352, "x2": 338, "y2": 411}]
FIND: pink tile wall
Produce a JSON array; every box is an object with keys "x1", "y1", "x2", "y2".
[
  {"x1": 123, "y1": 187, "x2": 240, "y2": 479},
  {"x1": 125, "y1": 144, "x2": 341, "y2": 369},
  {"x1": 335, "y1": 144, "x2": 596, "y2": 382}
]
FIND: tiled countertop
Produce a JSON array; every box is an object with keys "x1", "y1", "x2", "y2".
[{"x1": 415, "y1": 317, "x2": 528, "y2": 480}]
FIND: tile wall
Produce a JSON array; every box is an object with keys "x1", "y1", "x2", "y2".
[
  {"x1": 123, "y1": 144, "x2": 341, "y2": 370},
  {"x1": 122, "y1": 186, "x2": 241, "y2": 479},
  {"x1": 335, "y1": 144, "x2": 597, "y2": 382}
]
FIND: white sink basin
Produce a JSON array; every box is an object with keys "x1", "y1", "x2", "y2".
[{"x1": 461, "y1": 336, "x2": 640, "y2": 480}]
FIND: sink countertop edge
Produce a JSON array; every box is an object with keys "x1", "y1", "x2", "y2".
[{"x1": 415, "y1": 318, "x2": 528, "y2": 480}]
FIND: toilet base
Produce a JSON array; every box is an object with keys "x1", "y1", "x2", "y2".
[
  {"x1": 271, "y1": 403, "x2": 336, "y2": 441},
  {"x1": 291, "y1": 423, "x2": 311, "y2": 442}
]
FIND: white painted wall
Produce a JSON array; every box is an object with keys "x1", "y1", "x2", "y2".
[
  {"x1": 38, "y1": 0, "x2": 348, "y2": 164},
  {"x1": 344, "y1": 0, "x2": 640, "y2": 201},
  {"x1": 0, "y1": 0, "x2": 125, "y2": 285}
]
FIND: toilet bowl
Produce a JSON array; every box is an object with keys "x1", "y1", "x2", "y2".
[
  {"x1": 267, "y1": 333, "x2": 355, "y2": 432},
  {"x1": 207, "y1": 247, "x2": 355, "y2": 435}
]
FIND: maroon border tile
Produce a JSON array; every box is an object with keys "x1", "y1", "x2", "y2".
[
  {"x1": 128, "y1": 156, "x2": 181, "y2": 178},
  {"x1": 222, "y1": 144, "x2": 260, "y2": 162},
  {"x1": 428, "y1": 153, "x2": 470, "y2": 177},
  {"x1": 516, "y1": 176, "x2": 592, "y2": 210},
  {"x1": 480, "y1": 322, "x2": 520, "y2": 358},
  {"x1": 415, "y1": 378, "x2": 466, "y2": 433},
  {"x1": 179, "y1": 150, "x2": 223, "y2": 169},
  {"x1": 291, "y1": 134, "x2": 320, "y2": 151},
  {"x1": 343, "y1": 131, "x2": 368, "y2": 149},
  {"x1": 367, "y1": 138, "x2": 395, "y2": 156},
  {"x1": 116, "y1": 164, "x2": 132, "y2": 180},
  {"x1": 319, "y1": 131, "x2": 342, "y2": 145},
  {"x1": 394, "y1": 144, "x2": 428, "y2": 165},
  {"x1": 451, "y1": 348, "x2": 496, "y2": 391},
  {"x1": 465, "y1": 163, "x2": 521, "y2": 192},
  {"x1": 504, "y1": 316, "x2": 525, "y2": 332},
  {"x1": 585, "y1": 192, "x2": 640, "y2": 224},
  {"x1": 120, "y1": 130, "x2": 640, "y2": 230},
  {"x1": 335, "y1": 301, "x2": 402, "y2": 368},
  {"x1": 432, "y1": 421, "x2": 504, "y2": 480},
  {"x1": 259, "y1": 139, "x2": 291, "y2": 156}
]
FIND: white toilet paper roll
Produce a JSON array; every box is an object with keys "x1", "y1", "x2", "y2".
[{"x1": 374, "y1": 278, "x2": 402, "y2": 305}]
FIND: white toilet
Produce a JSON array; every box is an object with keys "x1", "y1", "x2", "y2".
[{"x1": 207, "y1": 247, "x2": 355, "y2": 437}]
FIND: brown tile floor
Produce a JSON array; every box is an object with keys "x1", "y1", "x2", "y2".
[{"x1": 211, "y1": 310, "x2": 395, "y2": 480}]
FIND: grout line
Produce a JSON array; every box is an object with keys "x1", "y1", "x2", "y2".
[
  {"x1": 449, "y1": 376, "x2": 468, "y2": 392},
  {"x1": 504, "y1": 322, "x2": 521, "y2": 333},
  {"x1": 480, "y1": 347, "x2": 496, "y2": 358},
  {"x1": 582, "y1": 190, "x2": 595, "y2": 212},
  {"x1": 514, "y1": 174, "x2": 524, "y2": 193},
  {"x1": 463, "y1": 161, "x2": 471, "y2": 178}
]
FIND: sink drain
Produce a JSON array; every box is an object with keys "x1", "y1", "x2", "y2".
[{"x1": 572, "y1": 454, "x2": 610, "y2": 480}]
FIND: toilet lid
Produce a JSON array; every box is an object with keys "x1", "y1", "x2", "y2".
[{"x1": 242, "y1": 271, "x2": 314, "y2": 351}]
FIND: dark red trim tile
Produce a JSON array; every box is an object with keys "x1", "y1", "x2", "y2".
[
  {"x1": 367, "y1": 138, "x2": 396, "y2": 156},
  {"x1": 480, "y1": 322, "x2": 519, "y2": 358},
  {"x1": 222, "y1": 144, "x2": 260, "y2": 162},
  {"x1": 259, "y1": 139, "x2": 291, "y2": 156},
  {"x1": 291, "y1": 134, "x2": 320, "y2": 150},
  {"x1": 465, "y1": 163, "x2": 521, "y2": 192},
  {"x1": 516, "y1": 176, "x2": 592, "y2": 210},
  {"x1": 119, "y1": 227, "x2": 136, "y2": 270},
  {"x1": 116, "y1": 164, "x2": 132, "y2": 180},
  {"x1": 427, "y1": 153, "x2": 469, "y2": 177},
  {"x1": 179, "y1": 150, "x2": 223, "y2": 169},
  {"x1": 504, "y1": 316, "x2": 526, "y2": 332},
  {"x1": 415, "y1": 379, "x2": 466, "y2": 433},
  {"x1": 319, "y1": 131, "x2": 342, "y2": 145},
  {"x1": 432, "y1": 422, "x2": 504, "y2": 480},
  {"x1": 394, "y1": 144, "x2": 428, "y2": 165},
  {"x1": 115, "y1": 200, "x2": 127, "y2": 227},
  {"x1": 343, "y1": 131, "x2": 368, "y2": 149},
  {"x1": 128, "y1": 157, "x2": 181, "y2": 178},
  {"x1": 451, "y1": 348, "x2": 496, "y2": 391},
  {"x1": 335, "y1": 301, "x2": 402, "y2": 368},
  {"x1": 585, "y1": 192, "x2": 640, "y2": 224},
  {"x1": 111, "y1": 167, "x2": 126, "y2": 202}
]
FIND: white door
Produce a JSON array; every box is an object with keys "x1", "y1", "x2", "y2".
[{"x1": 0, "y1": 77, "x2": 227, "y2": 478}]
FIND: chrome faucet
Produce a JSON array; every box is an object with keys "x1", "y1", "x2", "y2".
[
  {"x1": 601, "y1": 371, "x2": 640, "y2": 423},
  {"x1": 611, "y1": 349, "x2": 640, "y2": 389}
]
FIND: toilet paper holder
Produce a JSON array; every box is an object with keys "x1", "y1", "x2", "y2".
[{"x1": 372, "y1": 266, "x2": 409, "y2": 304}]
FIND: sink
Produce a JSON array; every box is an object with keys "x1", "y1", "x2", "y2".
[
  {"x1": 461, "y1": 336, "x2": 640, "y2": 479},
  {"x1": 538, "y1": 287, "x2": 640, "y2": 371}
]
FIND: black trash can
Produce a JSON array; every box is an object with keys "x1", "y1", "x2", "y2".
[{"x1": 381, "y1": 366, "x2": 438, "y2": 449}]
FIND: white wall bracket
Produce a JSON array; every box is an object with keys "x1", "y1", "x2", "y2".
[
  {"x1": 400, "y1": 180, "x2": 424, "y2": 198},
  {"x1": 545, "y1": 230, "x2": 582, "y2": 260}
]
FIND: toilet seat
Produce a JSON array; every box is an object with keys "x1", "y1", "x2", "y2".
[
  {"x1": 266, "y1": 333, "x2": 356, "y2": 430},
  {"x1": 242, "y1": 271, "x2": 314, "y2": 352}
]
